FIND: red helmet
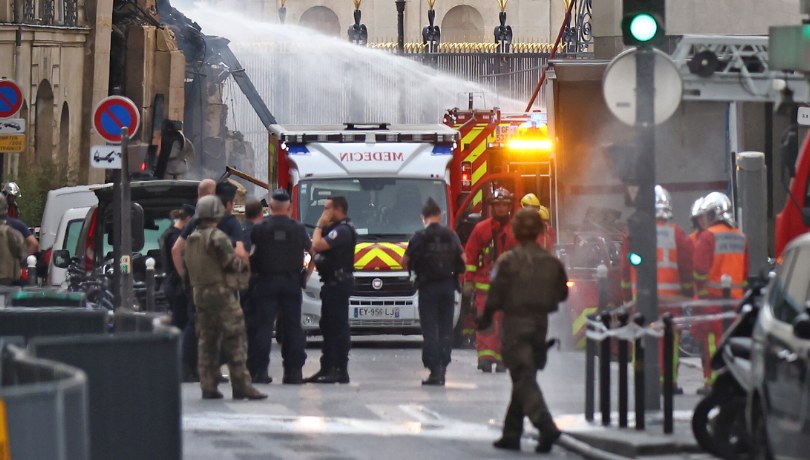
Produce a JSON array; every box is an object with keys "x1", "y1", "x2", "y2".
[{"x1": 489, "y1": 187, "x2": 514, "y2": 204}]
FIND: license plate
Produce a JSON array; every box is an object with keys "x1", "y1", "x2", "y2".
[{"x1": 353, "y1": 307, "x2": 400, "y2": 318}]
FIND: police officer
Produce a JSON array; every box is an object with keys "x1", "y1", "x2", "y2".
[
  {"x1": 305, "y1": 196, "x2": 357, "y2": 384},
  {"x1": 0, "y1": 195, "x2": 24, "y2": 286},
  {"x1": 183, "y1": 195, "x2": 267, "y2": 400},
  {"x1": 478, "y1": 208, "x2": 568, "y2": 453},
  {"x1": 402, "y1": 198, "x2": 465, "y2": 386},
  {"x1": 249, "y1": 189, "x2": 311, "y2": 385},
  {"x1": 161, "y1": 204, "x2": 195, "y2": 330}
]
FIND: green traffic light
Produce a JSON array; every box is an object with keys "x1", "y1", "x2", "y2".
[
  {"x1": 629, "y1": 252, "x2": 642, "y2": 266},
  {"x1": 629, "y1": 13, "x2": 658, "y2": 42}
]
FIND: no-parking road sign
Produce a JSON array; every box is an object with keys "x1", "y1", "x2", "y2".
[
  {"x1": 0, "y1": 79, "x2": 23, "y2": 119},
  {"x1": 93, "y1": 96, "x2": 140, "y2": 143}
]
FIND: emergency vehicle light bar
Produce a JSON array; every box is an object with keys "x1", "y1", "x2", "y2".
[{"x1": 277, "y1": 132, "x2": 459, "y2": 144}]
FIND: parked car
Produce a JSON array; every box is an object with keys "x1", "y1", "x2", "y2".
[
  {"x1": 47, "y1": 206, "x2": 91, "y2": 287},
  {"x1": 39, "y1": 185, "x2": 98, "y2": 274},
  {"x1": 72, "y1": 180, "x2": 199, "y2": 309},
  {"x1": 749, "y1": 233, "x2": 810, "y2": 459}
]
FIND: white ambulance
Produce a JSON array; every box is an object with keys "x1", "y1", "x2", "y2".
[{"x1": 269, "y1": 122, "x2": 461, "y2": 335}]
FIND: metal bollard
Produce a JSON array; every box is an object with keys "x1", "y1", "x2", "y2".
[
  {"x1": 585, "y1": 314, "x2": 596, "y2": 422},
  {"x1": 26, "y1": 255, "x2": 37, "y2": 286},
  {"x1": 597, "y1": 264, "x2": 608, "y2": 313},
  {"x1": 721, "y1": 273, "x2": 732, "y2": 331},
  {"x1": 600, "y1": 311, "x2": 611, "y2": 426},
  {"x1": 663, "y1": 313, "x2": 674, "y2": 434},
  {"x1": 145, "y1": 257, "x2": 156, "y2": 312},
  {"x1": 633, "y1": 313, "x2": 645, "y2": 430},
  {"x1": 618, "y1": 311, "x2": 629, "y2": 428}
]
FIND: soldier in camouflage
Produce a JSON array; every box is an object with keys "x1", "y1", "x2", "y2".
[
  {"x1": 478, "y1": 208, "x2": 568, "y2": 453},
  {"x1": 184, "y1": 195, "x2": 267, "y2": 400}
]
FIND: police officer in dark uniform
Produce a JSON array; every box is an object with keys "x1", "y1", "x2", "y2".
[
  {"x1": 305, "y1": 196, "x2": 357, "y2": 384},
  {"x1": 402, "y1": 198, "x2": 465, "y2": 386},
  {"x1": 249, "y1": 189, "x2": 311, "y2": 384},
  {"x1": 478, "y1": 208, "x2": 568, "y2": 453}
]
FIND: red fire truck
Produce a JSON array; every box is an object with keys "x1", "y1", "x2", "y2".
[{"x1": 443, "y1": 107, "x2": 625, "y2": 349}]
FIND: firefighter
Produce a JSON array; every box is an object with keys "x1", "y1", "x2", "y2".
[
  {"x1": 463, "y1": 187, "x2": 518, "y2": 372},
  {"x1": 520, "y1": 193, "x2": 556, "y2": 251},
  {"x1": 692, "y1": 192, "x2": 749, "y2": 389},
  {"x1": 1, "y1": 182, "x2": 20, "y2": 219},
  {"x1": 478, "y1": 208, "x2": 567, "y2": 453},
  {"x1": 621, "y1": 186, "x2": 693, "y2": 392}
]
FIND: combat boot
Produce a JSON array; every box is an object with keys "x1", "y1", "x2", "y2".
[
  {"x1": 336, "y1": 366, "x2": 350, "y2": 384},
  {"x1": 201, "y1": 389, "x2": 223, "y2": 399},
  {"x1": 492, "y1": 437, "x2": 520, "y2": 451},
  {"x1": 535, "y1": 427, "x2": 561, "y2": 453},
  {"x1": 478, "y1": 357, "x2": 494, "y2": 373},
  {"x1": 232, "y1": 385, "x2": 268, "y2": 400},
  {"x1": 421, "y1": 366, "x2": 445, "y2": 386},
  {"x1": 252, "y1": 369, "x2": 273, "y2": 384},
  {"x1": 282, "y1": 368, "x2": 303, "y2": 385},
  {"x1": 304, "y1": 368, "x2": 338, "y2": 384}
]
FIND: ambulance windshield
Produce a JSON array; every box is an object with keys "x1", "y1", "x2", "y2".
[{"x1": 298, "y1": 178, "x2": 448, "y2": 237}]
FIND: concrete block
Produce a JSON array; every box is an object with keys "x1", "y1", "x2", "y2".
[
  {"x1": 167, "y1": 87, "x2": 185, "y2": 121},
  {"x1": 125, "y1": 25, "x2": 156, "y2": 110},
  {"x1": 204, "y1": 104, "x2": 227, "y2": 138},
  {"x1": 155, "y1": 27, "x2": 179, "y2": 52}
]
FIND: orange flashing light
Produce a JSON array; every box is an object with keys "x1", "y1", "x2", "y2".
[{"x1": 566, "y1": 281, "x2": 575, "y2": 288}]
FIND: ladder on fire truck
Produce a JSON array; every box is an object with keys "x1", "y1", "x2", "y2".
[{"x1": 672, "y1": 35, "x2": 810, "y2": 103}]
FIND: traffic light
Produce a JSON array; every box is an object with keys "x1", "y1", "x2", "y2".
[
  {"x1": 626, "y1": 210, "x2": 653, "y2": 267},
  {"x1": 622, "y1": 0, "x2": 665, "y2": 46}
]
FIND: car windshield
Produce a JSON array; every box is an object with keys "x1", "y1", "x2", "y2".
[{"x1": 298, "y1": 178, "x2": 448, "y2": 237}]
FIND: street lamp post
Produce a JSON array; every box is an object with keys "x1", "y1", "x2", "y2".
[{"x1": 395, "y1": 0, "x2": 406, "y2": 54}]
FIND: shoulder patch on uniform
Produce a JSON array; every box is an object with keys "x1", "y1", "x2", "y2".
[{"x1": 328, "y1": 229, "x2": 338, "y2": 239}]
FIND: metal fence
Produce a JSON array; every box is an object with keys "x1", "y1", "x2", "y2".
[{"x1": 1, "y1": 342, "x2": 89, "y2": 460}]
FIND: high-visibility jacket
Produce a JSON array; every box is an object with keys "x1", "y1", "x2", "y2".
[
  {"x1": 693, "y1": 223, "x2": 748, "y2": 299},
  {"x1": 463, "y1": 217, "x2": 517, "y2": 291},
  {"x1": 621, "y1": 220, "x2": 693, "y2": 301}
]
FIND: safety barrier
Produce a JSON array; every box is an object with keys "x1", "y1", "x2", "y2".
[
  {"x1": 1, "y1": 341, "x2": 89, "y2": 460},
  {"x1": 0, "y1": 307, "x2": 109, "y2": 341},
  {"x1": 584, "y1": 297, "x2": 739, "y2": 434},
  {"x1": 28, "y1": 310, "x2": 181, "y2": 460}
]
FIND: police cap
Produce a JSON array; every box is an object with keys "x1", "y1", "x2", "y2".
[
  {"x1": 216, "y1": 181, "x2": 238, "y2": 203},
  {"x1": 271, "y1": 188, "x2": 290, "y2": 202}
]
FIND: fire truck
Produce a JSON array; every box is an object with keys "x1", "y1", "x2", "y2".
[
  {"x1": 443, "y1": 106, "x2": 625, "y2": 349},
  {"x1": 269, "y1": 123, "x2": 462, "y2": 334}
]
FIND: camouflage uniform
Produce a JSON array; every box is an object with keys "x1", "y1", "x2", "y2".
[
  {"x1": 185, "y1": 220, "x2": 256, "y2": 397},
  {"x1": 480, "y1": 239, "x2": 568, "y2": 450}
]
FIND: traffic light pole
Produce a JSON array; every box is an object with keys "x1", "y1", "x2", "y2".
[
  {"x1": 120, "y1": 127, "x2": 134, "y2": 310},
  {"x1": 635, "y1": 45, "x2": 661, "y2": 411}
]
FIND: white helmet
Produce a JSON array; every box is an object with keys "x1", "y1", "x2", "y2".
[
  {"x1": 690, "y1": 197, "x2": 705, "y2": 220},
  {"x1": 700, "y1": 191, "x2": 735, "y2": 226},
  {"x1": 654, "y1": 185, "x2": 672, "y2": 220},
  {"x1": 2, "y1": 182, "x2": 20, "y2": 199}
]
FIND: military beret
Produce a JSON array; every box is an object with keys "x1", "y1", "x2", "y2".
[
  {"x1": 271, "y1": 188, "x2": 290, "y2": 202},
  {"x1": 215, "y1": 181, "x2": 238, "y2": 202}
]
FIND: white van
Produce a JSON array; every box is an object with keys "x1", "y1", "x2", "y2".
[
  {"x1": 47, "y1": 206, "x2": 92, "y2": 287},
  {"x1": 39, "y1": 185, "x2": 98, "y2": 269}
]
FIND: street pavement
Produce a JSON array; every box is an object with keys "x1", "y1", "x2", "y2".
[{"x1": 182, "y1": 336, "x2": 713, "y2": 459}]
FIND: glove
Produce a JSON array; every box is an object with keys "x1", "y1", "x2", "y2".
[
  {"x1": 463, "y1": 281, "x2": 475, "y2": 297},
  {"x1": 476, "y1": 313, "x2": 493, "y2": 331}
]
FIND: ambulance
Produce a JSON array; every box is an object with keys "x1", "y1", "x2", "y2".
[{"x1": 269, "y1": 123, "x2": 462, "y2": 334}]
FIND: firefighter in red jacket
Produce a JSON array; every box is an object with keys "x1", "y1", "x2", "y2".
[
  {"x1": 621, "y1": 186, "x2": 693, "y2": 391},
  {"x1": 692, "y1": 192, "x2": 749, "y2": 388},
  {"x1": 520, "y1": 193, "x2": 556, "y2": 251},
  {"x1": 463, "y1": 187, "x2": 518, "y2": 372}
]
